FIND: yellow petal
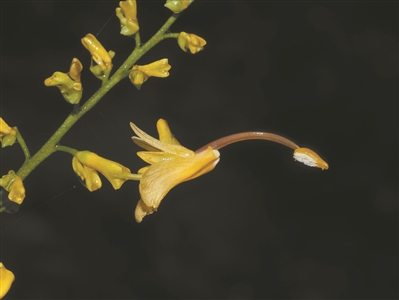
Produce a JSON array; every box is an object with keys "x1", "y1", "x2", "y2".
[
  {"x1": 76, "y1": 151, "x2": 131, "y2": 190},
  {"x1": 293, "y1": 147, "x2": 329, "y2": 170},
  {"x1": 119, "y1": 0, "x2": 138, "y2": 23},
  {"x1": 68, "y1": 58, "x2": 83, "y2": 83},
  {"x1": 139, "y1": 147, "x2": 220, "y2": 208},
  {"x1": 0, "y1": 262, "x2": 15, "y2": 299},
  {"x1": 0, "y1": 118, "x2": 16, "y2": 140},
  {"x1": 8, "y1": 176, "x2": 25, "y2": 204},
  {"x1": 157, "y1": 119, "x2": 180, "y2": 145},
  {"x1": 83, "y1": 165, "x2": 102, "y2": 192},
  {"x1": 130, "y1": 122, "x2": 193, "y2": 157},
  {"x1": 134, "y1": 199, "x2": 156, "y2": 223},
  {"x1": 81, "y1": 34, "x2": 112, "y2": 71},
  {"x1": 135, "y1": 59, "x2": 171, "y2": 78},
  {"x1": 137, "y1": 151, "x2": 182, "y2": 165}
]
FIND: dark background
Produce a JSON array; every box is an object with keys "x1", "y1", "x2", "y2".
[{"x1": 1, "y1": 1, "x2": 397, "y2": 299}]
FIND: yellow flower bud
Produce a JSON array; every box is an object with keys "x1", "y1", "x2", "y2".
[
  {"x1": 0, "y1": 171, "x2": 26, "y2": 205},
  {"x1": 73, "y1": 151, "x2": 132, "y2": 190},
  {"x1": 72, "y1": 156, "x2": 102, "y2": 192},
  {"x1": 129, "y1": 59, "x2": 171, "y2": 90},
  {"x1": 0, "y1": 262, "x2": 15, "y2": 299},
  {"x1": 82, "y1": 34, "x2": 113, "y2": 80},
  {"x1": 129, "y1": 70, "x2": 145, "y2": 90},
  {"x1": 8, "y1": 175, "x2": 25, "y2": 204},
  {"x1": 0, "y1": 118, "x2": 16, "y2": 148},
  {"x1": 164, "y1": 0, "x2": 192, "y2": 14},
  {"x1": 177, "y1": 32, "x2": 206, "y2": 54},
  {"x1": 44, "y1": 58, "x2": 83, "y2": 104},
  {"x1": 116, "y1": 0, "x2": 139, "y2": 36}
]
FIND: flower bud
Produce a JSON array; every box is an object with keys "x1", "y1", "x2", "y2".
[
  {"x1": 0, "y1": 262, "x2": 15, "y2": 299},
  {"x1": 44, "y1": 58, "x2": 83, "y2": 104},
  {"x1": 0, "y1": 118, "x2": 16, "y2": 148},
  {"x1": 177, "y1": 32, "x2": 206, "y2": 54},
  {"x1": 129, "y1": 59, "x2": 171, "y2": 90},
  {"x1": 116, "y1": 0, "x2": 139, "y2": 36},
  {"x1": 164, "y1": 0, "x2": 192, "y2": 14}
]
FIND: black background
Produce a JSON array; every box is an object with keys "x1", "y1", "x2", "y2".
[{"x1": 1, "y1": 1, "x2": 397, "y2": 299}]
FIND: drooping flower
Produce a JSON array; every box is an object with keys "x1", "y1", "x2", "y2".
[
  {"x1": 44, "y1": 58, "x2": 83, "y2": 104},
  {"x1": 116, "y1": 0, "x2": 139, "y2": 36},
  {"x1": 0, "y1": 118, "x2": 16, "y2": 148},
  {"x1": 131, "y1": 119, "x2": 220, "y2": 222},
  {"x1": 164, "y1": 0, "x2": 193, "y2": 14},
  {"x1": 0, "y1": 262, "x2": 15, "y2": 299},
  {"x1": 177, "y1": 32, "x2": 206, "y2": 54},
  {"x1": 130, "y1": 119, "x2": 329, "y2": 222},
  {"x1": 72, "y1": 151, "x2": 134, "y2": 191},
  {"x1": 129, "y1": 59, "x2": 171, "y2": 90},
  {"x1": 81, "y1": 34, "x2": 114, "y2": 80}
]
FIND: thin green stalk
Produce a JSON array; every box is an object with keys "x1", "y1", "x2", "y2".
[
  {"x1": 16, "y1": 14, "x2": 180, "y2": 181},
  {"x1": 56, "y1": 145, "x2": 78, "y2": 156},
  {"x1": 14, "y1": 127, "x2": 31, "y2": 162}
]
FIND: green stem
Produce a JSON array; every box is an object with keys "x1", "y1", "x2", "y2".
[
  {"x1": 56, "y1": 145, "x2": 78, "y2": 156},
  {"x1": 16, "y1": 14, "x2": 180, "y2": 181},
  {"x1": 14, "y1": 127, "x2": 31, "y2": 162}
]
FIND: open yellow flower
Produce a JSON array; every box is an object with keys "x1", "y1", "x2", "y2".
[
  {"x1": 72, "y1": 151, "x2": 134, "y2": 191},
  {"x1": 116, "y1": 0, "x2": 139, "y2": 36},
  {"x1": 0, "y1": 262, "x2": 15, "y2": 299},
  {"x1": 44, "y1": 58, "x2": 83, "y2": 104},
  {"x1": 129, "y1": 59, "x2": 171, "y2": 90},
  {"x1": 177, "y1": 32, "x2": 206, "y2": 54},
  {"x1": 131, "y1": 119, "x2": 220, "y2": 222},
  {"x1": 0, "y1": 118, "x2": 16, "y2": 148}
]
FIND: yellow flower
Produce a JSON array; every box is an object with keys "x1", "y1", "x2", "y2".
[
  {"x1": 293, "y1": 148, "x2": 329, "y2": 170},
  {"x1": 116, "y1": 0, "x2": 139, "y2": 36},
  {"x1": 0, "y1": 171, "x2": 25, "y2": 205},
  {"x1": 0, "y1": 118, "x2": 16, "y2": 148},
  {"x1": 81, "y1": 34, "x2": 114, "y2": 79},
  {"x1": 8, "y1": 175, "x2": 25, "y2": 204},
  {"x1": 131, "y1": 119, "x2": 220, "y2": 222},
  {"x1": 129, "y1": 59, "x2": 171, "y2": 90},
  {"x1": 177, "y1": 32, "x2": 206, "y2": 54},
  {"x1": 164, "y1": 0, "x2": 192, "y2": 14},
  {"x1": 44, "y1": 58, "x2": 83, "y2": 104},
  {"x1": 72, "y1": 151, "x2": 132, "y2": 191},
  {"x1": 0, "y1": 262, "x2": 15, "y2": 299}
]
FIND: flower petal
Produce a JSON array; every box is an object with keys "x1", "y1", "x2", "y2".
[
  {"x1": 130, "y1": 122, "x2": 193, "y2": 157},
  {"x1": 139, "y1": 147, "x2": 220, "y2": 208},
  {"x1": 157, "y1": 119, "x2": 180, "y2": 145},
  {"x1": 137, "y1": 151, "x2": 182, "y2": 165}
]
